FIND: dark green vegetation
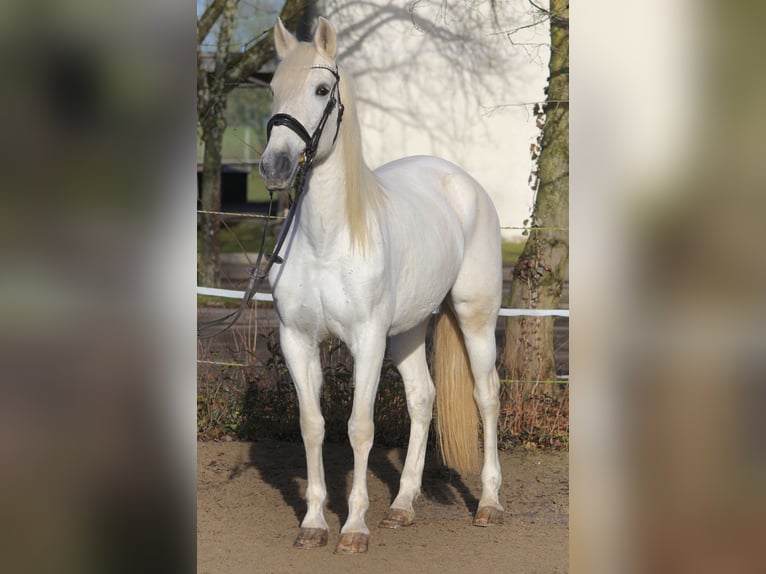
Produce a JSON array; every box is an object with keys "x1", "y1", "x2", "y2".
[{"x1": 197, "y1": 329, "x2": 567, "y2": 450}]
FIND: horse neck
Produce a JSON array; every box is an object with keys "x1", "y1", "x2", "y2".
[
  {"x1": 299, "y1": 142, "x2": 351, "y2": 244},
  {"x1": 299, "y1": 135, "x2": 374, "y2": 251}
]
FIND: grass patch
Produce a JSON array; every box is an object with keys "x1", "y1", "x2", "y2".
[
  {"x1": 219, "y1": 220, "x2": 277, "y2": 254},
  {"x1": 247, "y1": 172, "x2": 270, "y2": 202},
  {"x1": 502, "y1": 239, "x2": 526, "y2": 267},
  {"x1": 201, "y1": 224, "x2": 527, "y2": 261},
  {"x1": 197, "y1": 219, "x2": 278, "y2": 254}
]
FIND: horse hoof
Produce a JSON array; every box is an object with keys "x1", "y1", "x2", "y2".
[
  {"x1": 334, "y1": 532, "x2": 369, "y2": 554},
  {"x1": 293, "y1": 527, "x2": 328, "y2": 549},
  {"x1": 379, "y1": 508, "x2": 415, "y2": 529},
  {"x1": 473, "y1": 506, "x2": 504, "y2": 527}
]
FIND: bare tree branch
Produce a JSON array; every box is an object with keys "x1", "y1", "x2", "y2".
[
  {"x1": 320, "y1": 0, "x2": 530, "y2": 156},
  {"x1": 223, "y1": 0, "x2": 312, "y2": 93},
  {"x1": 527, "y1": 0, "x2": 549, "y2": 16},
  {"x1": 198, "y1": 0, "x2": 228, "y2": 46}
]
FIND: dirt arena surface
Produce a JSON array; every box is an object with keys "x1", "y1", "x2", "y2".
[{"x1": 198, "y1": 441, "x2": 568, "y2": 573}]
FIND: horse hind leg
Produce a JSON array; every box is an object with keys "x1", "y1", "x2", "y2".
[
  {"x1": 379, "y1": 320, "x2": 433, "y2": 529},
  {"x1": 450, "y1": 298, "x2": 505, "y2": 527},
  {"x1": 470, "y1": 360, "x2": 505, "y2": 525},
  {"x1": 446, "y1": 191, "x2": 505, "y2": 525}
]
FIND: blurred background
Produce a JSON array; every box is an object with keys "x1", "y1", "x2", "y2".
[
  {"x1": 573, "y1": 1, "x2": 766, "y2": 573},
  {"x1": 0, "y1": 1, "x2": 196, "y2": 572}
]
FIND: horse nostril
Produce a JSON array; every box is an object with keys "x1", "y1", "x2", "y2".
[
  {"x1": 261, "y1": 152, "x2": 289, "y2": 177},
  {"x1": 273, "y1": 153, "x2": 292, "y2": 175},
  {"x1": 260, "y1": 151, "x2": 296, "y2": 189}
]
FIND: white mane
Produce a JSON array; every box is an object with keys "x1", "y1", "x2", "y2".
[{"x1": 273, "y1": 42, "x2": 386, "y2": 252}]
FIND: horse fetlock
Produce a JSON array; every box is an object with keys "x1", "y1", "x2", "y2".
[{"x1": 301, "y1": 509, "x2": 329, "y2": 531}]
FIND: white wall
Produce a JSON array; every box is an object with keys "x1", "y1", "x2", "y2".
[{"x1": 323, "y1": 0, "x2": 551, "y2": 239}]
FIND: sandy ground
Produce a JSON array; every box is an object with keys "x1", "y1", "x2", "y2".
[{"x1": 198, "y1": 441, "x2": 568, "y2": 573}]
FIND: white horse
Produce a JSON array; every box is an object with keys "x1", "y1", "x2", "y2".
[{"x1": 259, "y1": 17, "x2": 504, "y2": 554}]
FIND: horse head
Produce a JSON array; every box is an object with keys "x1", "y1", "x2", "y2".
[{"x1": 259, "y1": 17, "x2": 344, "y2": 192}]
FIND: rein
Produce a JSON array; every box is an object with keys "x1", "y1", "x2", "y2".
[{"x1": 198, "y1": 65, "x2": 343, "y2": 338}]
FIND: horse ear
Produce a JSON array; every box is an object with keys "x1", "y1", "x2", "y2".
[
  {"x1": 274, "y1": 17, "x2": 297, "y2": 59},
  {"x1": 313, "y1": 17, "x2": 337, "y2": 59}
]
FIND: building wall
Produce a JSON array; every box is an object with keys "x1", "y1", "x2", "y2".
[{"x1": 321, "y1": 0, "x2": 551, "y2": 239}]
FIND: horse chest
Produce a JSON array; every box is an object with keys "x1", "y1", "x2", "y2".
[{"x1": 272, "y1": 253, "x2": 387, "y2": 339}]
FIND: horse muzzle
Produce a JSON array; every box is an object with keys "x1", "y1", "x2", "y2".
[{"x1": 259, "y1": 150, "x2": 301, "y2": 192}]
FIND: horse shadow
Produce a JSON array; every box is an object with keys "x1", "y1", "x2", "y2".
[{"x1": 243, "y1": 439, "x2": 479, "y2": 527}]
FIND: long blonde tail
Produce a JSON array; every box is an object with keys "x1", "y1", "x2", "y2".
[{"x1": 433, "y1": 304, "x2": 481, "y2": 474}]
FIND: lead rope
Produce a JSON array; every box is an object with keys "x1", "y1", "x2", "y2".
[{"x1": 197, "y1": 171, "x2": 305, "y2": 339}]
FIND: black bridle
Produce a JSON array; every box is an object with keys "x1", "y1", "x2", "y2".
[
  {"x1": 198, "y1": 65, "x2": 344, "y2": 338},
  {"x1": 266, "y1": 65, "x2": 344, "y2": 172}
]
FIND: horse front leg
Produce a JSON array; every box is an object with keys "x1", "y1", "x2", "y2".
[
  {"x1": 280, "y1": 328, "x2": 329, "y2": 548},
  {"x1": 379, "y1": 320, "x2": 432, "y2": 529},
  {"x1": 335, "y1": 332, "x2": 386, "y2": 554}
]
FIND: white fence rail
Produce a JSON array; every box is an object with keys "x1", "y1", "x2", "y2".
[{"x1": 196, "y1": 286, "x2": 569, "y2": 318}]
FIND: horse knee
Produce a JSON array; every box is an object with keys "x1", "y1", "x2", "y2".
[
  {"x1": 348, "y1": 415, "x2": 374, "y2": 450},
  {"x1": 300, "y1": 414, "x2": 325, "y2": 448},
  {"x1": 473, "y1": 383, "x2": 499, "y2": 416},
  {"x1": 405, "y1": 383, "x2": 435, "y2": 424}
]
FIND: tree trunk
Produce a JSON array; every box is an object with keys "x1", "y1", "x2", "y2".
[
  {"x1": 196, "y1": 0, "x2": 309, "y2": 287},
  {"x1": 198, "y1": 113, "x2": 226, "y2": 287},
  {"x1": 503, "y1": 0, "x2": 568, "y2": 408},
  {"x1": 197, "y1": 0, "x2": 237, "y2": 287}
]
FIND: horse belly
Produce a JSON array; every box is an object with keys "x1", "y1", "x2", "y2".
[
  {"x1": 375, "y1": 156, "x2": 486, "y2": 335},
  {"x1": 387, "y1": 229, "x2": 463, "y2": 336},
  {"x1": 388, "y1": 265, "x2": 459, "y2": 335}
]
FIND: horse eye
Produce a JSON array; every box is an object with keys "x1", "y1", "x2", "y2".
[{"x1": 315, "y1": 84, "x2": 330, "y2": 97}]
